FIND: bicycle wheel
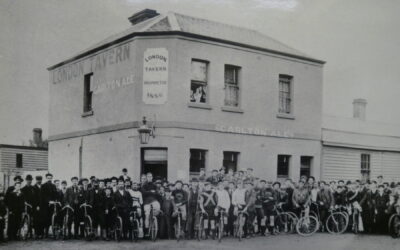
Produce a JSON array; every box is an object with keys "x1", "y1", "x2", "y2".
[
  {"x1": 326, "y1": 212, "x2": 348, "y2": 234},
  {"x1": 196, "y1": 214, "x2": 203, "y2": 241},
  {"x1": 150, "y1": 216, "x2": 158, "y2": 241},
  {"x1": 63, "y1": 214, "x2": 69, "y2": 240},
  {"x1": 237, "y1": 214, "x2": 245, "y2": 241},
  {"x1": 52, "y1": 213, "x2": 61, "y2": 240},
  {"x1": 276, "y1": 212, "x2": 297, "y2": 234},
  {"x1": 131, "y1": 219, "x2": 140, "y2": 242},
  {"x1": 388, "y1": 214, "x2": 400, "y2": 238},
  {"x1": 175, "y1": 215, "x2": 181, "y2": 242},
  {"x1": 218, "y1": 216, "x2": 224, "y2": 242},
  {"x1": 84, "y1": 216, "x2": 93, "y2": 240},
  {"x1": 114, "y1": 216, "x2": 123, "y2": 242},
  {"x1": 296, "y1": 216, "x2": 319, "y2": 236},
  {"x1": 20, "y1": 215, "x2": 30, "y2": 241}
]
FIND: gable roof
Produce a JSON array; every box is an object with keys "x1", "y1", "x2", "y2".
[{"x1": 48, "y1": 11, "x2": 324, "y2": 70}]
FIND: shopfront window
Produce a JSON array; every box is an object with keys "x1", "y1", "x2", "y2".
[
  {"x1": 224, "y1": 65, "x2": 240, "y2": 107},
  {"x1": 190, "y1": 60, "x2": 208, "y2": 103},
  {"x1": 190, "y1": 149, "x2": 207, "y2": 176},
  {"x1": 277, "y1": 155, "x2": 291, "y2": 178},
  {"x1": 223, "y1": 151, "x2": 239, "y2": 172}
]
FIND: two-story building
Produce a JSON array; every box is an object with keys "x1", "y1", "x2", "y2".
[{"x1": 47, "y1": 9, "x2": 324, "y2": 182}]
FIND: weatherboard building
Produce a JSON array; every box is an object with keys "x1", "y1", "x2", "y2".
[{"x1": 47, "y1": 9, "x2": 324, "y2": 182}]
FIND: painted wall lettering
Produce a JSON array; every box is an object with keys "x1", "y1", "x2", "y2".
[{"x1": 143, "y1": 48, "x2": 168, "y2": 104}]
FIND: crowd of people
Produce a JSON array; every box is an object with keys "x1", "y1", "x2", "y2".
[{"x1": 1, "y1": 166, "x2": 400, "y2": 244}]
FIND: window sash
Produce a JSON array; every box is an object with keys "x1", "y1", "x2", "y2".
[
  {"x1": 277, "y1": 155, "x2": 290, "y2": 177},
  {"x1": 191, "y1": 61, "x2": 208, "y2": 82},
  {"x1": 190, "y1": 149, "x2": 206, "y2": 174},
  {"x1": 279, "y1": 75, "x2": 292, "y2": 114}
]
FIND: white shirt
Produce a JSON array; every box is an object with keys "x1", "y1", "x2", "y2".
[
  {"x1": 216, "y1": 189, "x2": 231, "y2": 211},
  {"x1": 232, "y1": 188, "x2": 246, "y2": 206},
  {"x1": 128, "y1": 189, "x2": 143, "y2": 207}
]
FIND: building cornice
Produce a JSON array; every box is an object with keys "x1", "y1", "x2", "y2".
[{"x1": 47, "y1": 31, "x2": 325, "y2": 71}]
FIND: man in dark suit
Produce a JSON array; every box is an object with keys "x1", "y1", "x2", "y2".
[
  {"x1": 5, "y1": 178, "x2": 25, "y2": 241},
  {"x1": 113, "y1": 178, "x2": 132, "y2": 239},
  {"x1": 77, "y1": 178, "x2": 93, "y2": 238},
  {"x1": 41, "y1": 173, "x2": 58, "y2": 238},
  {"x1": 21, "y1": 175, "x2": 37, "y2": 238},
  {"x1": 91, "y1": 179, "x2": 106, "y2": 239},
  {"x1": 33, "y1": 175, "x2": 43, "y2": 239},
  {"x1": 64, "y1": 176, "x2": 80, "y2": 239}
]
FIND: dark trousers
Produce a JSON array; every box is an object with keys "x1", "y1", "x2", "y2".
[
  {"x1": 160, "y1": 214, "x2": 173, "y2": 239},
  {"x1": 186, "y1": 209, "x2": 197, "y2": 239},
  {"x1": 33, "y1": 208, "x2": 43, "y2": 237},
  {"x1": 7, "y1": 212, "x2": 22, "y2": 240}
]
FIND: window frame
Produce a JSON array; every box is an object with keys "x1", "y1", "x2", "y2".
[
  {"x1": 223, "y1": 65, "x2": 241, "y2": 108},
  {"x1": 16, "y1": 153, "x2": 23, "y2": 168},
  {"x1": 189, "y1": 148, "x2": 208, "y2": 176},
  {"x1": 361, "y1": 153, "x2": 371, "y2": 181},
  {"x1": 223, "y1": 151, "x2": 240, "y2": 172},
  {"x1": 83, "y1": 73, "x2": 94, "y2": 116},
  {"x1": 277, "y1": 154, "x2": 291, "y2": 179},
  {"x1": 190, "y1": 59, "x2": 209, "y2": 106},
  {"x1": 278, "y1": 74, "x2": 293, "y2": 115}
]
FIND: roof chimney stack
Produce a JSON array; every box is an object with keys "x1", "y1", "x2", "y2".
[
  {"x1": 128, "y1": 9, "x2": 159, "y2": 25},
  {"x1": 353, "y1": 98, "x2": 367, "y2": 120}
]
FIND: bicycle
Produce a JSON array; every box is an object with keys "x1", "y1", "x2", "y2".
[
  {"x1": 388, "y1": 209, "x2": 400, "y2": 238},
  {"x1": 274, "y1": 203, "x2": 298, "y2": 234},
  {"x1": 326, "y1": 206, "x2": 349, "y2": 234},
  {"x1": 295, "y1": 204, "x2": 319, "y2": 236},
  {"x1": 216, "y1": 207, "x2": 227, "y2": 242},
  {"x1": 195, "y1": 211, "x2": 208, "y2": 241},
  {"x1": 19, "y1": 202, "x2": 32, "y2": 240},
  {"x1": 129, "y1": 208, "x2": 140, "y2": 242},
  {"x1": 148, "y1": 204, "x2": 159, "y2": 241},
  {"x1": 174, "y1": 206, "x2": 185, "y2": 242},
  {"x1": 61, "y1": 205, "x2": 74, "y2": 240},
  {"x1": 234, "y1": 209, "x2": 248, "y2": 241},
  {"x1": 112, "y1": 206, "x2": 123, "y2": 242},
  {"x1": 80, "y1": 203, "x2": 94, "y2": 241},
  {"x1": 50, "y1": 201, "x2": 62, "y2": 240},
  {"x1": 348, "y1": 202, "x2": 362, "y2": 234}
]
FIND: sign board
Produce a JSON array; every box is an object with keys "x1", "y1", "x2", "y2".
[{"x1": 143, "y1": 48, "x2": 168, "y2": 104}]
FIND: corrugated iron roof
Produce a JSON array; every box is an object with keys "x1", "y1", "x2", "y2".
[{"x1": 48, "y1": 11, "x2": 323, "y2": 70}]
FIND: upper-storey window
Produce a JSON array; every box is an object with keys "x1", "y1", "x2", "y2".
[
  {"x1": 190, "y1": 60, "x2": 208, "y2": 104},
  {"x1": 278, "y1": 74, "x2": 293, "y2": 114},
  {"x1": 224, "y1": 65, "x2": 240, "y2": 107},
  {"x1": 83, "y1": 73, "x2": 93, "y2": 113}
]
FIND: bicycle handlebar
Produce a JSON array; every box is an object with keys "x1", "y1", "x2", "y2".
[
  {"x1": 49, "y1": 201, "x2": 62, "y2": 207},
  {"x1": 79, "y1": 203, "x2": 92, "y2": 209},
  {"x1": 25, "y1": 202, "x2": 32, "y2": 208},
  {"x1": 62, "y1": 205, "x2": 75, "y2": 212}
]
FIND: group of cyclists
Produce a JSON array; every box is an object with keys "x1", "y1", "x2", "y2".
[{"x1": 1, "y1": 166, "x2": 400, "y2": 244}]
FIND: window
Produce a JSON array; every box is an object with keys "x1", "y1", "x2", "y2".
[
  {"x1": 224, "y1": 65, "x2": 240, "y2": 107},
  {"x1": 300, "y1": 156, "x2": 313, "y2": 178},
  {"x1": 277, "y1": 155, "x2": 290, "y2": 178},
  {"x1": 279, "y1": 75, "x2": 292, "y2": 114},
  {"x1": 223, "y1": 151, "x2": 239, "y2": 172},
  {"x1": 190, "y1": 149, "x2": 207, "y2": 176},
  {"x1": 361, "y1": 154, "x2": 370, "y2": 182},
  {"x1": 190, "y1": 60, "x2": 208, "y2": 103},
  {"x1": 16, "y1": 154, "x2": 23, "y2": 168},
  {"x1": 83, "y1": 73, "x2": 93, "y2": 113}
]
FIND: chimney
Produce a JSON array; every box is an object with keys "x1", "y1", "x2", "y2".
[
  {"x1": 33, "y1": 128, "x2": 43, "y2": 147},
  {"x1": 353, "y1": 98, "x2": 367, "y2": 120},
  {"x1": 128, "y1": 9, "x2": 159, "y2": 25}
]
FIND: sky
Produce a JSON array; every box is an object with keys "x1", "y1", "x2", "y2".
[{"x1": 0, "y1": 0, "x2": 399, "y2": 145}]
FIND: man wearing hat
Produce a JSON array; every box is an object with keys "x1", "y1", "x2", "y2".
[
  {"x1": 91, "y1": 178, "x2": 106, "y2": 239},
  {"x1": 199, "y1": 181, "x2": 218, "y2": 238},
  {"x1": 113, "y1": 178, "x2": 132, "y2": 239},
  {"x1": 187, "y1": 178, "x2": 200, "y2": 239},
  {"x1": 32, "y1": 175, "x2": 44, "y2": 238},
  {"x1": 21, "y1": 175, "x2": 37, "y2": 238},
  {"x1": 375, "y1": 184, "x2": 389, "y2": 234},
  {"x1": 5, "y1": 179, "x2": 25, "y2": 241},
  {"x1": 120, "y1": 168, "x2": 130, "y2": 181},
  {"x1": 172, "y1": 180, "x2": 188, "y2": 234},
  {"x1": 198, "y1": 168, "x2": 207, "y2": 182},
  {"x1": 40, "y1": 173, "x2": 58, "y2": 238},
  {"x1": 65, "y1": 176, "x2": 80, "y2": 239}
]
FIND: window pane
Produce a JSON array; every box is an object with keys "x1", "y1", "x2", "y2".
[
  {"x1": 190, "y1": 149, "x2": 206, "y2": 174},
  {"x1": 191, "y1": 61, "x2": 207, "y2": 82},
  {"x1": 223, "y1": 151, "x2": 239, "y2": 172},
  {"x1": 279, "y1": 75, "x2": 292, "y2": 114},
  {"x1": 277, "y1": 155, "x2": 290, "y2": 178},
  {"x1": 190, "y1": 82, "x2": 207, "y2": 103}
]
